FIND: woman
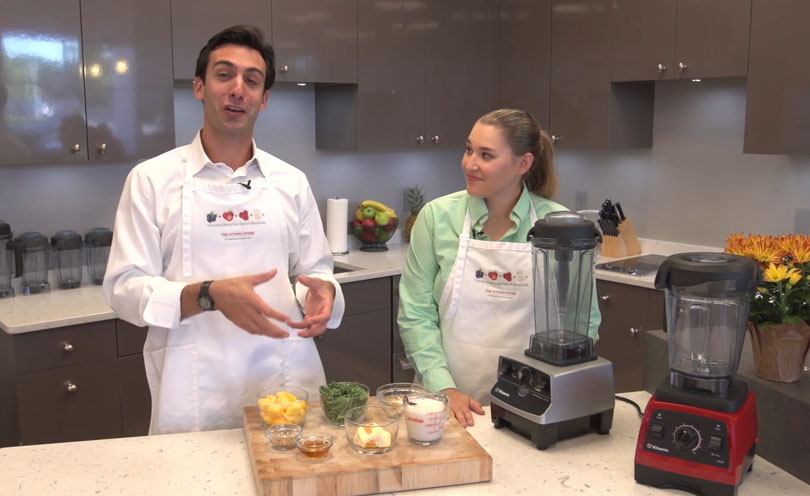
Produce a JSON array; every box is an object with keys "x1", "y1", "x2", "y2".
[{"x1": 398, "y1": 109, "x2": 601, "y2": 427}]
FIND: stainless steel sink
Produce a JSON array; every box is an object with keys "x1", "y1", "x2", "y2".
[{"x1": 333, "y1": 262, "x2": 364, "y2": 274}]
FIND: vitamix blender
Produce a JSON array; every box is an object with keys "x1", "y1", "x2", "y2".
[
  {"x1": 635, "y1": 253, "x2": 759, "y2": 496},
  {"x1": 490, "y1": 211, "x2": 615, "y2": 449}
]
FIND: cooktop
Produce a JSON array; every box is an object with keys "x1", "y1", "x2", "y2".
[{"x1": 595, "y1": 254, "x2": 668, "y2": 277}]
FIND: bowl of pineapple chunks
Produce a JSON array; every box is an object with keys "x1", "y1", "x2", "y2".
[{"x1": 256, "y1": 387, "x2": 309, "y2": 428}]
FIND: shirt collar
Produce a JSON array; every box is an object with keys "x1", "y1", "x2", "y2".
[
  {"x1": 469, "y1": 185, "x2": 532, "y2": 234},
  {"x1": 188, "y1": 130, "x2": 263, "y2": 178}
]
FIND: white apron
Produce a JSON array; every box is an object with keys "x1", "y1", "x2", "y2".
[
  {"x1": 437, "y1": 202, "x2": 539, "y2": 405},
  {"x1": 143, "y1": 159, "x2": 325, "y2": 434}
]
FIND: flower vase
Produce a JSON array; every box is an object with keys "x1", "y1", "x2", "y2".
[{"x1": 747, "y1": 321, "x2": 810, "y2": 383}]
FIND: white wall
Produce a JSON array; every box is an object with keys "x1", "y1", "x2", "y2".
[{"x1": 1, "y1": 77, "x2": 808, "y2": 247}]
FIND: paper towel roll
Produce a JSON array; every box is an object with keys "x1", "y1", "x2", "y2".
[{"x1": 326, "y1": 198, "x2": 349, "y2": 255}]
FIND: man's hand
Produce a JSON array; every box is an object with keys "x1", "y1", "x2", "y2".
[
  {"x1": 443, "y1": 388, "x2": 485, "y2": 427},
  {"x1": 182, "y1": 270, "x2": 292, "y2": 338},
  {"x1": 287, "y1": 275, "x2": 336, "y2": 338}
]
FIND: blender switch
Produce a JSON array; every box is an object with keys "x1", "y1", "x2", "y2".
[
  {"x1": 708, "y1": 435, "x2": 723, "y2": 451},
  {"x1": 649, "y1": 423, "x2": 664, "y2": 438}
]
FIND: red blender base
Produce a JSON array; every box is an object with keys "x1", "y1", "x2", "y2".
[{"x1": 634, "y1": 388, "x2": 758, "y2": 496}]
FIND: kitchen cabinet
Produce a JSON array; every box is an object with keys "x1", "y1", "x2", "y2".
[
  {"x1": 744, "y1": 0, "x2": 810, "y2": 155},
  {"x1": 170, "y1": 0, "x2": 272, "y2": 81},
  {"x1": 610, "y1": 0, "x2": 751, "y2": 82},
  {"x1": 0, "y1": 319, "x2": 150, "y2": 447},
  {"x1": 595, "y1": 280, "x2": 665, "y2": 393},
  {"x1": 315, "y1": 0, "x2": 490, "y2": 150},
  {"x1": 549, "y1": 0, "x2": 654, "y2": 149},
  {"x1": 272, "y1": 0, "x2": 358, "y2": 84},
  {"x1": 0, "y1": 0, "x2": 175, "y2": 165},
  {"x1": 492, "y1": 0, "x2": 551, "y2": 130},
  {"x1": 315, "y1": 278, "x2": 393, "y2": 391}
]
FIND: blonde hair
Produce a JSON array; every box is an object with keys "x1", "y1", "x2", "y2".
[{"x1": 477, "y1": 109, "x2": 559, "y2": 199}]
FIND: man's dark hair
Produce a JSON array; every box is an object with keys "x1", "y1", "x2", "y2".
[{"x1": 195, "y1": 25, "x2": 276, "y2": 91}]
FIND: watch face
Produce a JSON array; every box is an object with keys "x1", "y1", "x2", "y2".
[{"x1": 198, "y1": 296, "x2": 213, "y2": 311}]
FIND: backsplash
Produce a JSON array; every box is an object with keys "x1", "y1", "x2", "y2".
[{"x1": 1, "y1": 78, "x2": 808, "y2": 247}]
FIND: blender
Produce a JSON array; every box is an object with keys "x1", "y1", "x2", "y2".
[
  {"x1": 490, "y1": 211, "x2": 615, "y2": 449},
  {"x1": 85, "y1": 227, "x2": 113, "y2": 285},
  {"x1": 12, "y1": 232, "x2": 50, "y2": 295},
  {"x1": 51, "y1": 230, "x2": 83, "y2": 289},
  {"x1": 634, "y1": 252, "x2": 759, "y2": 496},
  {"x1": 0, "y1": 220, "x2": 14, "y2": 298}
]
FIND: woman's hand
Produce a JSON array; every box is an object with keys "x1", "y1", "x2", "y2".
[{"x1": 443, "y1": 388, "x2": 485, "y2": 427}]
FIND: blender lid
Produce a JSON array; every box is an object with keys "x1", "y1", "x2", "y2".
[
  {"x1": 85, "y1": 227, "x2": 113, "y2": 247},
  {"x1": 51, "y1": 230, "x2": 83, "y2": 251},
  {"x1": 0, "y1": 220, "x2": 10, "y2": 238},
  {"x1": 14, "y1": 232, "x2": 49, "y2": 251},
  {"x1": 654, "y1": 252, "x2": 760, "y2": 290},
  {"x1": 528, "y1": 211, "x2": 601, "y2": 249}
]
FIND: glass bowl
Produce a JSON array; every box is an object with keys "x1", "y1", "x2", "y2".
[
  {"x1": 344, "y1": 405, "x2": 399, "y2": 455},
  {"x1": 296, "y1": 432, "x2": 334, "y2": 459},
  {"x1": 319, "y1": 382, "x2": 369, "y2": 426},
  {"x1": 376, "y1": 382, "x2": 428, "y2": 417},
  {"x1": 350, "y1": 217, "x2": 398, "y2": 252},
  {"x1": 257, "y1": 386, "x2": 309, "y2": 428},
  {"x1": 265, "y1": 423, "x2": 303, "y2": 451}
]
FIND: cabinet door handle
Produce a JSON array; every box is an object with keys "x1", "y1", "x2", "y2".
[
  {"x1": 599, "y1": 295, "x2": 610, "y2": 302},
  {"x1": 630, "y1": 327, "x2": 640, "y2": 336},
  {"x1": 64, "y1": 381, "x2": 78, "y2": 392},
  {"x1": 71, "y1": 144, "x2": 81, "y2": 153},
  {"x1": 415, "y1": 135, "x2": 425, "y2": 144},
  {"x1": 678, "y1": 62, "x2": 688, "y2": 72},
  {"x1": 657, "y1": 63, "x2": 667, "y2": 73},
  {"x1": 430, "y1": 135, "x2": 439, "y2": 144},
  {"x1": 279, "y1": 65, "x2": 289, "y2": 73},
  {"x1": 398, "y1": 355, "x2": 413, "y2": 371},
  {"x1": 97, "y1": 143, "x2": 107, "y2": 153},
  {"x1": 551, "y1": 135, "x2": 560, "y2": 144},
  {"x1": 61, "y1": 341, "x2": 74, "y2": 352}
]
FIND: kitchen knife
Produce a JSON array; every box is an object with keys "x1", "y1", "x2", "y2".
[{"x1": 615, "y1": 202, "x2": 626, "y2": 221}]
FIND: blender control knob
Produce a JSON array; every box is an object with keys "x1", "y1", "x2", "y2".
[
  {"x1": 518, "y1": 366, "x2": 532, "y2": 384},
  {"x1": 673, "y1": 425, "x2": 701, "y2": 451}
]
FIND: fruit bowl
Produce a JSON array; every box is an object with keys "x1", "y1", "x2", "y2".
[
  {"x1": 350, "y1": 217, "x2": 398, "y2": 252},
  {"x1": 257, "y1": 387, "x2": 308, "y2": 428}
]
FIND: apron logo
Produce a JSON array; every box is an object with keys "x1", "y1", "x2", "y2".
[
  {"x1": 206, "y1": 209, "x2": 265, "y2": 224},
  {"x1": 474, "y1": 269, "x2": 529, "y2": 284}
]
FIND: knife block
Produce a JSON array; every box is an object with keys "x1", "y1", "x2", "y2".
[{"x1": 601, "y1": 218, "x2": 641, "y2": 258}]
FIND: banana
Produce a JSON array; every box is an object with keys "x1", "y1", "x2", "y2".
[{"x1": 359, "y1": 200, "x2": 398, "y2": 219}]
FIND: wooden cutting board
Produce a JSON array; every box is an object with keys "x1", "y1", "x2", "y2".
[{"x1": 243, "y1": 399, "x2": 492, "y2": 496}]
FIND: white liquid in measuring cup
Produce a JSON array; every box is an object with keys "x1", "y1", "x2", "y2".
[{"x1": 405, "y1": 397, "x2": 447, "y2": 444}]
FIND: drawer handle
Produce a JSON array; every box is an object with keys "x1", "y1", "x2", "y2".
[
  {"x1": 600, "y1": 295, "x2": 611, "y2": 302},
  {"x1": 64, "y1": 381, "x2": 78, "y2": 393},
  {"x1": 630, "y1": 327, "x2": 640, "y2": 336},
  {"x1": 398, "y1": 355, "x2": 413, "y2": 371},
  {"x1": 61, "y1": 341, "x2": 74, "y2": 352}
]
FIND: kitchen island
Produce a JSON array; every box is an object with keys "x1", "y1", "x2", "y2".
[{"x1": 1, "y1": 391, "x2": 807, "y2": 495}]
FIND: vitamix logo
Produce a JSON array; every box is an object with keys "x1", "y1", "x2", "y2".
[
  {"x1": 494, "y1": 387, "x2": 511, "y2": 398},
  {"x1": 646, "y1": 443, "x2": 670, "y2": 454}
]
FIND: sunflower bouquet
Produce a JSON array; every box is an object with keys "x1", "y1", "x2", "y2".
[{"x1": 725, "y1": 233, "x2": 810, "y2": 326}]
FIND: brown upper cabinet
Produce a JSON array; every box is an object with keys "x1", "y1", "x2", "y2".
[
  {"x1": 0, "y1": 0, "x2": 175, "y2": 165},
  {"x1": 549, "y1": 0, "x2": 653, "y2": 149},
  {"x1": 315, "y1": 0, "x2": 490, "y2": 150},
  {"x1": 271, "y1": 0, "x2": 358, "y2": 84},
  {"x1": 492, "y1": 0, "x2": 551, "y2": 131},
  {"x1": 744, "y1": 0, "x2": 810, "y2": 155},
  {"x1": 610, "y1": 0, "x2": 751, "y2": 82},
  {"x1": 170, "y1": 0, "x2": 272, "y2": 81}
]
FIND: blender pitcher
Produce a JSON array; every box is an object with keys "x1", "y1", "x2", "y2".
[
  {"x1": 52, "y1": 230, "x2": 83, "y2": 289},
  {"x1": 0, "y1": 220, "x2": 14, "y2": 298},
  {"x1": 654, "y1": 252, "x2": 759, "y2": 395},
  {"x1": 84, "y1": 227, "x2": 112, "y2": 285},
  {"x1": 12, "y1": 232, "x2": 50, "y2": 295},
  {"x1": 526, "y1": 211, "x2": 602, "y2": 366}
]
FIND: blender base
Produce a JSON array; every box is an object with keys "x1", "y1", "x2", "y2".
[
  {"x1": 634, "y1": 444, "x2": 755, "y2": 496},
  {"x1": 492, "y1": 402, "x2": 613, "y2": 450}
]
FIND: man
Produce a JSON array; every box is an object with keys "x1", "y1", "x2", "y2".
[{"x1": 104, "y1": 25, "x2": 344, "y2": 434}]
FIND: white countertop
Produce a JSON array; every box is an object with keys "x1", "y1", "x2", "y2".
[
  {"x1": 0, "y1": 391, "x2": 806, "y2": 495},
  {"x1": 0, "y1": 236, "x2": 720, "y2": 334}
]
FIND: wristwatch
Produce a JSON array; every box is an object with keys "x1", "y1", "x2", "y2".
[{"x1": 198, "y1": 280, "x2": 215, "y2": 311}]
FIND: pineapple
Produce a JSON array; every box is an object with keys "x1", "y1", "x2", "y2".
[{"x1": 405, "y1": 185, "x2": 425, "y2": 242}]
